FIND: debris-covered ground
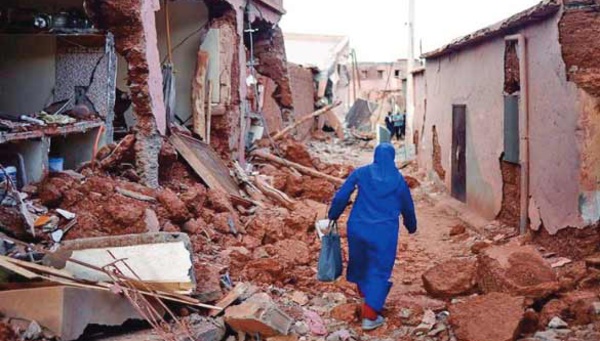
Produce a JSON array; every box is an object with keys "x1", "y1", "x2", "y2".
[{"x1": 1, "y1": 132, "x2": 600, "y2": 341}]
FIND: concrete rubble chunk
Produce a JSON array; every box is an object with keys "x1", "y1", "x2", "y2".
[
  {"x1": 0, "y1": 286, "x2": 145, "y2": 341},
  {"x1": 44, "y1": 232, "x2": 196, "y2": 294},
  {"x1": 330, "y1": 303, "x2": 360, "y2": 323},
  {"x1": 450, "y1": 292, "x2": 525, "y2": 341},
  {"x1": 414, "y1": 309, "x2": 436, "y2": 335},
  {"x1": 476, "y1": 243, "x2": 559, "y2": 299},
  {"x1": 184, "y1": 315, "x2": 226, "y2": 341},
  {"x1": 422, "y1": 258, "x2": 477, "y2": 298},
  {"x1": 224, "y1": 293, "x2": 293, "y2": 337},
  {"x1": 548, "y1": 316, "x2": 568, "y2": 329}
]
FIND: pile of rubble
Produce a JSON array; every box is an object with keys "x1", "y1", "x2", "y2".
[{"x1": 0, "y1": 126, "x2": 361, "y2": 341}]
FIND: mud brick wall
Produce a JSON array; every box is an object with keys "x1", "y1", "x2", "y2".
[{"x1": 288, "y1": 63, "x2": 315, "y2": 141}]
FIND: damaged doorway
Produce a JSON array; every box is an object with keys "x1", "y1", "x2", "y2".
[{"x1": 451, "y1": 104, "x2": 467, "y2": 202}]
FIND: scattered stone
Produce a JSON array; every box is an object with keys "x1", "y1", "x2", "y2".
[
  {"x1": 584, "y1": 256, "x2": 600, "y2": 269},
  {"x1": 476, "y1": 243, "x2": 559, "y2": 299},
  {"x1": 422, "y1": 258, "x2": 477, "y2": 298},
  {"x1": 450, "y1": 292, "x2": 525, "y2": 341},
  {"x1": 414, "y1": 309, "x2": 436, "y2": 335},
  {"x1": 292, "y1": 321, "x2": 309, "y2": 336},
  {"x1": 184, "y1": 315, "x2": 226, "y2": 341},
  {"x1": 534, "y1": 329, "x2": 571, "y2": 341},
  {"x1": 550, "y1": 257, "x2": 572, "y2": 268},
  {"x1": 471, "y1": 240, "x2": 492, "y2": 255},
  {"x1": 23, "y1": 321, "x2": 42, "y2": 340},
  {"x1": 303, "y1": 310, "x2": 327, "y2": 336},
  {"x1": 539, "y1": 291, "x2": 599, "y2": 327},
  {"x1": 144, "y1": 209, "x2": 160, "y2": 232},
  {"x1": 400, "y1": 308, "x2": 413, "y2": 319},
  {"x1": 330, "y1": 303, "x2": 360, "y2": 323},
  {"x1": 157, "y1": 188, "x2": 191, "y2": 223},
  {"x1": 493, "y1": 234, "x2": 506, "y2": 242},
  {"x1": 224, "y1": 293, "x2": 292, "y2": 337},
  {"x1": 326, "y1": 329, "x2": 356, "y2": 341},
  {"x1": 291, "y1": 291, "x2": 309, "y2": 306},
  {"x1": 449, "y1": 224, "x2": 467, "y2": 236},
  {"x1": 194, "y1": 263, "x2": 223, "y2": 302},
  {"x1": 548, "y1": 317, "x2": 569, "y2": 329},
  {"x1": 322, "y1": 293, "x2": 347, "y2": 305}
]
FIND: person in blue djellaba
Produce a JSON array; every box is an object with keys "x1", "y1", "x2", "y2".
[{"x1": 328, "y1": 142, "x2": 417, "y2": 331}]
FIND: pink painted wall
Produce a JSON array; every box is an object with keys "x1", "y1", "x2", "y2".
[{"x1": 415, "y1": 11, "x2": 585, "y2": 234}]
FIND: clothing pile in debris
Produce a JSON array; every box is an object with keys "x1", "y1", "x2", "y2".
[{"x1": 0, "y1": 126, "x2": 357, "y2": 341}]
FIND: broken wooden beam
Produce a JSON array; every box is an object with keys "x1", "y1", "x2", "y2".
[
  {"x1": 251, "y1": 150, "x2": 344, "y2": 185},
  {"x1": 115, "y1": 186, "x2": 157, "y2": 203},
  {"x1": 272, "y1": 101, "x2": 342, "y2": 141},
  {"x1": 252, "y1": 175, "x2": 297, "y2": 210},
  {"x1": 192, "y1": 50, "x2": 209, "y2": 140}
]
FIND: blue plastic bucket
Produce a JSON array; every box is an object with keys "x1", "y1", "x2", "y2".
[{"x1": 48, "y1": 157, "x2": 64, "y2": 173}]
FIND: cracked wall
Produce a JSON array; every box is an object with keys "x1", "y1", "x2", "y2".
[
  {"x1": 432, "y1": 125, "x2": 446, "y2": 181},
  {"x1": 85, "y1": 0, "x2": 165, "y2": 188},
  {"x1": 559, "y1": 0, "x2": 600, "y2": 225}
]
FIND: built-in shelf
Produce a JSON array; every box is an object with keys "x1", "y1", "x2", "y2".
[{"x1": 0, "y1": 120, "x2": 104, "y2": 144}]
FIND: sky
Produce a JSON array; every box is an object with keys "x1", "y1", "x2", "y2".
[{"x1": 280, "y1": 0, "x2": 541, "y2": 62}]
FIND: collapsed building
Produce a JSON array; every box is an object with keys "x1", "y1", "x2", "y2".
[
  {"x1": 410, "y1": 0, "x2": 600, "y2": 241},
  {"x1": 0, "y1": 0, "x2": 302, "y2": 188},
  {"x1": 284, "y1": 33, "x2": 350, "y2": 138}
]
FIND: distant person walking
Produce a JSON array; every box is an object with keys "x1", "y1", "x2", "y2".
[
  {"x1": 328, "y1": 143, "x2": 417, "y2": 331},
  {"x1": 385, "y1": 112, "x2": 395, "y2": 136},
  {"x1": 391, "y1": 111, "x2": 404, "y2": 140}
]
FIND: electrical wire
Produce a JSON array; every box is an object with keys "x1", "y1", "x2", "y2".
[{"x1": 160, "y1": 26, "x2": 204, "y2": 65}]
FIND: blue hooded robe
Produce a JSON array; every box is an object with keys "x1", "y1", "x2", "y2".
[{"x1": 328, "y1": 143, "x2": 417, "y2": 312}]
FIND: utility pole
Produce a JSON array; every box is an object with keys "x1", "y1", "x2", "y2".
[{"x1": 406, "y1": 0, "x2": 416, "y2": 151}]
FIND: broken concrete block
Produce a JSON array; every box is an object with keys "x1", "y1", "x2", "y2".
[
  {"x1": 183, "y1": 315, "x2": 226, "y2": 341},
  {"x1": 450, "y1": 293, "x2": 525, "y2": 341},
  {"x1": 477, "y1": 243, "x2": 559, "y2": 299},
  {"x1": 44, "y1": 232, "x2": 195, "y2": 294},
  {"x1": 330, "y1": 303, "x2": 360, "y2": 323},
  {"x1": 422, "y1": 258, "x2": 477, "y2": 298},
  {"x1": 0, "y1": 286, "x2": 143, "y2": 341},
  {"x1": 224, "y1": 293, "x2": 292, "y2": 337},
  {"x1": 548, "y1": 316, "x2": 569, "y2": 329}
]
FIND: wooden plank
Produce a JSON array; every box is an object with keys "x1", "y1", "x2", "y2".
[
  {"x1": 0, "y1": 258, "x2": 40, "y2": 279},
  {"x1": 169, "y1": 133, "x2": 240, "y2": 196},
  {"x1": 210, "y1": 282, "x2": 250, "y2": 317},
  {"x1": 273, "y1": 101, "x2": 342, "y2": 141},
  {"x1": 251, "y1": 150, "x2": 344, "y2": 185},
  {"x1": 206, "y1": 80, "x2": 213, "y2": 145},
  {"x1": 192, "y1": 50, "x2": 209, "y2": 140}
]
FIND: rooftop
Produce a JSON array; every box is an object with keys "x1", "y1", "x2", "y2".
[{"x1": 422, "y1": 0, "x2": 561, "y2": 59}]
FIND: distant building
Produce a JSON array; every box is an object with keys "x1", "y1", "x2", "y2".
[{"x1": 410, "y1": 0, "x2": 599, "y2": 235}]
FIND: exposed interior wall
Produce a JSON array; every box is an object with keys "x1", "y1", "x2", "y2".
[
  {"x1": 421, "y1": 13, "x2": 583, "y2": 232},
  {"x1": 154, "y1": 1, "x2": 210, "y2": 124},
  {"x1": 288, "y1": 63, "x2": 316, "y2": 140},
  {"x1": 0, "y1": 36, "x2": 56, "y2": 115},
  {"x1": 559, "y1": 1, "x2": 600, "y2": 225}
]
